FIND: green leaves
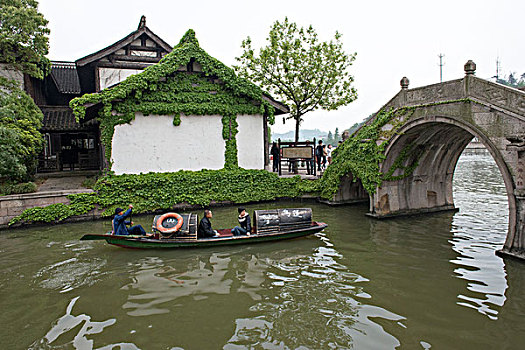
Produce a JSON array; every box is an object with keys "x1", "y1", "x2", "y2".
[
  {"x1": 9, "y1": 169, "x2": 320, "y2": 225},
  {"x1": 0, "y1": 0, "x2": 50, "y2": 79},
  {"x1": 0, "y1": 77, "x2": 43, "y2": 181},
  {"x1": 235, "y1": 17, "x2": 357, "y2": 141},
  {"x1": 0, "y1": 181, "x2": 36, "y2": 195},
  {"x1": 70, "y1": 30, "x2": 276, "y2": 166},
  {"x1": 222, "y1": 115, "x2": 239, "y2": 169},
  {"x1": 0, "y1": 127, "x2": 27, "y2": 180},
  {"x1": 320, "y1": 108, "x2": 411, "y2": 198}
]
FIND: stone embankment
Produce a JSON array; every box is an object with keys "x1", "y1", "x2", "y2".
[
  {"x1": 0, "y1": 175, "x2": 97, "y2": 229},
  {"x1": 0, "y1": 189, "x2": 94, "y2": 228}
]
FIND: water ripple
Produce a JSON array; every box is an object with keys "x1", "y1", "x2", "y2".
[{"x1": 451, "y1": 154, "x2": 508, "y2": 319}]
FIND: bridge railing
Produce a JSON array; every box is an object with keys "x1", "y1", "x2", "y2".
[{"x1": 358, "y1": 61, "x2": 525, "y2": 136}]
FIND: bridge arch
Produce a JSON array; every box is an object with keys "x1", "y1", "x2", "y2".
[
  {"x1": 331, "y1": 62, "x2": 525, "y2": 259},
  {"x1": 375, "y1": 115, "x2": 517, "y2": 251}
]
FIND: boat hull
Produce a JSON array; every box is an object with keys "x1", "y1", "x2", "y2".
[{"x1": 82, "y1": 222, "x2": 327, "y2": 249}]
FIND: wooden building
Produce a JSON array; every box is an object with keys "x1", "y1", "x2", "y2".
[
  {"x1": 74, "y1": 29, "x2": 288, "y2": 174},
  {"x1": 27, "y1": 16, "x2": 172, "y2": 172}
]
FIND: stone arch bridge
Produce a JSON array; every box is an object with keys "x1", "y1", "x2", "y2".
[{"x1": 334, "y1": 61, "x2": 525, "y2": 260}]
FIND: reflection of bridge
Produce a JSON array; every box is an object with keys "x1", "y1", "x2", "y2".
[{"x1": 334, "y1": 61, "x2": 525, "y2": 260}]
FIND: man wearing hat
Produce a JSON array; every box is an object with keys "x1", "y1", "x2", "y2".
[
  {"x1": 112, "y1": 204, "x2": 147, "y2": 236},
  {"x1": 231, "y1": 207, "x2": 251, "y2": 236}
]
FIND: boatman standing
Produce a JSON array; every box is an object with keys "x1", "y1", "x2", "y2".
[{"x1": 112, "y1": 204, "x2": 147, "y2": 236}]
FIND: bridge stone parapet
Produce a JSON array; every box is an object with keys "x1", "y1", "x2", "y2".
[{"x1": 336, "y1": 61, "x2": 525, "y2": 260}]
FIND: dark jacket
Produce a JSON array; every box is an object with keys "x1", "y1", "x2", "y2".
[
  {"x1": 315, "y1": 145, "x2": 324, "y2": 158},
  {"x1": 238, "y1": 214, "x2": 251, "y2": 232},
  {"x1": 113, "y1": 208, "x2": 132, "y2": 236},
  {"x1": 271, "y1": 145, "x2": 280, "y2": 158},
  {"x1": 198, "y1": 216, "x2": 215, "y2": 238}
]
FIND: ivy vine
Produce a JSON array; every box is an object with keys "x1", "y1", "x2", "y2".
[
  {"x1": 9, "y1": 169, "x2": 320, "y2": 225},
  {"x1": 222, "y1": 115, "x2": 239, "y2": 169},
  {"x1": 70, "y1": 29, "x2": 276, "y2": 167},
  {"x1": 383, "y1": 143, "x2": 426, "y2": 181},
  {"x1": 320, "y1": 98, "x2": 474, "y2": 199}
]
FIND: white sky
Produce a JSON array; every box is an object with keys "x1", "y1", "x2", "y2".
[{"x1": 39, "y1": 0, "x2": 524, "y2": 134}]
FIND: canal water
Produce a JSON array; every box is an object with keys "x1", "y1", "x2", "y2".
[{"x1": 1, "y1": 154, "x2": 525, "y2": 349}]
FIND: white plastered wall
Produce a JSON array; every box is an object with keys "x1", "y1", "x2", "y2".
[
  {"x1": 111, "y1": 113, "x2": 265, "y2": 174},
  {"x1": 111, "y1": 113, "x2": 225, "y2": 174},
  {"x1": 237, "y1": 114, "x2": 264, "y2": 169},
  {"x1": 98, "y1": 67, "x2": 143, "y2": 90}
]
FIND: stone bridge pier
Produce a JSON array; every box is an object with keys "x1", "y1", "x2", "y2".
[{"x1": 340, "y1": 61, "x2": 525, "y2": 260}]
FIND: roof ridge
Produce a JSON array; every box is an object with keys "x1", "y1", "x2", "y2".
[
  {"x1": 51, "y1": 61, "x2": 77, "y2": 68},
  {"x1": 76, "y1": 17, "x2": 172, "y2": 67}
]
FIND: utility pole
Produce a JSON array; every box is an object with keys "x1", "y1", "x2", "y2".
[
  {"x1": 438, "y1": 53, "x2": 445, "y2": 82},
  {"x1": 495, "y1": 57, "x2": 501, "y2": 81}
]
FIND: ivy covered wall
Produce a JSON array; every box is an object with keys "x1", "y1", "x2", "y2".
[{"x1": 70, "y1": 29, "x2": 277, "y2": 171}]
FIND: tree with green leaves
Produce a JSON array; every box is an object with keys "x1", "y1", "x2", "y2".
[
  {"x1": 0, "y1": 77, "x2": 43, "y2": 181},
  {"x1": 334, "y1": 127, "x2": 340, "y2": 143},
  {"x1": 0, "y1": 127, "x2": 27, "y2": 180},
  {"x1": 496, "y1": 72, "x2": 525, "y2": 88},
  {"x1": 235, "y1": 18, "x2": 357, "y2": 142},
  {"x1": 327, "y1": 130, "x2": 333, "y2": 145},
  {"x1": 0, "y1": 0, "x2": 50, "y2": 79}
]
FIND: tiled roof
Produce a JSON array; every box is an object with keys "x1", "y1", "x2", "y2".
[
  {"x1": 40, "y1": 106, "x2": 96, "y2": 131},
  {"x1": 50, "y1": 61, "x2": 81, "y2": 94}
]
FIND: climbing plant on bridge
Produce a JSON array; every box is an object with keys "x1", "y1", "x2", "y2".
[
  {"x1": 70, "y1": 29, "x2": 275, "y2": 168},
  {"x1": 320, "y1": 99, "x2": 478, "y2": 199},
  {"x1": 320, "y1": 107, "x2": 416, "y2": 198}
]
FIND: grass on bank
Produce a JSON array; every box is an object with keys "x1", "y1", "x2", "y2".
[{"x1": 0, "y1": 181, "x2": 37, "y2": 196}]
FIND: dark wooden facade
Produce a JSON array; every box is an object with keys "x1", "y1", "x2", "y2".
[{"x1": 28, "y1": 16, "x2": 172, "y2": 172}]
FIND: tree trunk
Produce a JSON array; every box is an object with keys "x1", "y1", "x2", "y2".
[
  {"x1": 295, "y1": 117, "x2": 300, "y2": 143},
  {"x1": 293, "y1": 116, "x2": 300, "y2": 174}
]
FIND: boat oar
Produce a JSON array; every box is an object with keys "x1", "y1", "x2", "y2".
[{"x1": 80, "y1": 234, "x2": 110, "y2": 241}]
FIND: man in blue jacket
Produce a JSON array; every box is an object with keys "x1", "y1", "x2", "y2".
[{"x1": 112, "y1": 204, "x2": 147, "y2": 236}]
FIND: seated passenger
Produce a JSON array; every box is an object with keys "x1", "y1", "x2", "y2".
[
  {"x1": 198, "y1": 209, "x2": 220, "y2": 238},
  {"x1": 112, "y1": 204, "x2": 147, "y2": 236},
  {"x1": 231, "y1": 207, "x2": 251, "y2": 236}
]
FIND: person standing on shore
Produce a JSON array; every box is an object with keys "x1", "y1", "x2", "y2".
[
  {"x1": 315, "y1": 140, "x2": 324, "y2": 171},
  {"x1": 271, "y1": 142, "x2": 280, "y2": 172},
  {"x1": 327, "y1": 144, "x2": 333, "y2": 165}
]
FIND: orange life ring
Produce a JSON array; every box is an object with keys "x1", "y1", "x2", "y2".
[{"x1": 156, "y1": 213, "x2": 184, "y2": 234}]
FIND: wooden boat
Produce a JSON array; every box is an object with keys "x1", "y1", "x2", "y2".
[{"x1": 80, "y1": 208, "x2": 327, "y2": 249}]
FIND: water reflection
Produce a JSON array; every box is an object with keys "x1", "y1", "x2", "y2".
[
  {"x1": 30, "y1": 296, "x2": 139, "y2": 349},
  {"x1": 452, "y1": 154, "x2": 508, "y2": 320},
  {"x1": 227, "y1": 238, "x2": 404, "y2": 349},
  {"x1": 2, "y1": 154, "x2": 525, "y2": 349},
  {"x1": 113, "y1": 233, "x2": 404, "y2": 349}
]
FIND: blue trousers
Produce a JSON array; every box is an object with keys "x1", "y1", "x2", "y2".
[
  {"x1": 231, "y1": 226, "x2": 248, "y2": 236},
  {"x1": 128, "y1": 225, "x2": 147, "y2": 235}
]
